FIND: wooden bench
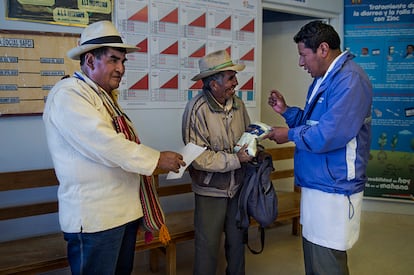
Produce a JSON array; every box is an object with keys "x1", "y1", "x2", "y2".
[
  {"x1": 0, "y1": 169, "x2": 67, "y2": 275},
  {"x1": 0, "y1": 146, "x2": 299, "y2": 275},
  {"x1": 0, "y1": 168, "x2": 194, "y2": 275}
]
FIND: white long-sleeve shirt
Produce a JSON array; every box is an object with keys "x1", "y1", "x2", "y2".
[{"x1": 43, "y1": 72, "x2": 160, "y2": 233}]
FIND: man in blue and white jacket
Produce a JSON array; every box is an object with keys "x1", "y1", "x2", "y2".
[{"x1": 265, "y1": 20, "x2": 372, "y2": 275}]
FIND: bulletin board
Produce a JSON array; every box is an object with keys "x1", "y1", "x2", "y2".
[
  {"x1": 115, "y1": 0, "x2": 259, "y2": 110},
  {"x1": 6, "y1": 0, "x2": 112, "y2": 27},
  {"x1": 0, "y1": 30, "x2": 79, "y2": 116}
]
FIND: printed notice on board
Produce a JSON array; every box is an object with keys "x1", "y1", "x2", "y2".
[
  {"x1": 0, "y1": 31, "x2": 78, "y2": 116},
  {"x1": 116, "y1": 0, "x2": 258, "y2": 110},
  {"x1": 344, "y1": 0, "x2": 414, "y2": 201},
  {"x1": 7, "y1": 0, "x2": 112, "y2": 27}
]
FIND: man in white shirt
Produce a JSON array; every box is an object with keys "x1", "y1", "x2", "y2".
[{"x1": 43, "y1": 21, "x2": 185, "y2": 274}]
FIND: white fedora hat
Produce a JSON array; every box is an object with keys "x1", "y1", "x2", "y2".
[
  {"x1": 67, "y1": 20, "x2": 140, "y2": 60},
  {"x1": 191, "y1": 50, "x2": 245, "y2": 81}
]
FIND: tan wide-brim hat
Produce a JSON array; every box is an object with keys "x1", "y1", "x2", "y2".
[
  {"x1": 67, "y1": 20, "x2": 140, "y2": 60},
  {"x1": 191, "y1": 50, "x2": 245, "y2": 81}
]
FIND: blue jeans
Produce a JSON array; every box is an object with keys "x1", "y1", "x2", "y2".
[
  {"x1": 64, "y1": 219, "x2": 139, "y2": 275},
  {"x1": 194, "y1": 192, "x2": 246, "y2": 275}
]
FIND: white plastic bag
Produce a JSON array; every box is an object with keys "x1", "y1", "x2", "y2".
[{"x1": 234, "y1": 122, "x2": 272, "y2": 157}]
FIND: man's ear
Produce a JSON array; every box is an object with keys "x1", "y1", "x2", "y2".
[
  {"x1": 209, "y1": 79, "x2": 217, "y2": 91},
  {"x1": 84, "y1": 53, "x2": 95, "y2": 69},
  {"x1": 319, "y1": 42, "x2": 330, "y2": 57}
]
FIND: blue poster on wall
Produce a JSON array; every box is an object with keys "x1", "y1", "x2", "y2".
[{"x1": 344, "y1": 0, "x2": 414, "y2": 201}]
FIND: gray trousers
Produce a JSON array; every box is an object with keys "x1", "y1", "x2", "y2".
[
  {"x1": 193, "y1": 192, "x2": 245, "y2": 275},
  {"x1": 302, "y1": 237, "x2": 350, "y2": 275}
]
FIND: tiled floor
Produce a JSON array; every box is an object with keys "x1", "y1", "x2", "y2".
[
  {"x1": 43, "y1": 211, "x2": 414, "y2": 275},
  {"x1": 133, "y1": 211, "x2": 414, "y2": 275}
]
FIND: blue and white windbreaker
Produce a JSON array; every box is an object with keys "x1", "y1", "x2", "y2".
[{"x1": 284, "y1": 52, "x2": 373, "y2": 195}]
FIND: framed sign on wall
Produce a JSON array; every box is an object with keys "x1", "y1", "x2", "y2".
[
  {"x1": 6, "y1": 0, "x2": 112, "y2": 27},
  {"x1": 0, "y1": 30, "x2": 79, "y2": 116}
]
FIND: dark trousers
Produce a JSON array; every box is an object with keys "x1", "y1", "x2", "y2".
[
  {"x1": 64, "y1": 219, "x2": 139, "y2": 275},
  {"x1": 302, "y1": 236, "x2": 349, "y2": 275},
  {"x1": 194, "y1": 193, "x2": 245, "y2": 275}
]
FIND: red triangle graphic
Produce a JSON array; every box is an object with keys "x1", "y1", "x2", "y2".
[
  {"x1": 216, "y1": 16, "x2": 231, "y2": 30},
  {"x1": 137, "y1": 38, "x2": 148, "y2": 53},
  {"x1": 241, "y1": 49, "x2": 254, "y2": 61},
  {"x1": 226, "y1": 47, "x2": 231, "y2": 56},
  {"x1": 189, "y1": 13, "x2": 206, "y2": 27},
  {"x1": 161, "y1": 8, "x2": 178, "y2": 23},
  {"x1": 130, "y1": 74, "x2": 149, "y2": 90},
  {"x1": 161, "y1": 41, "x2": 178, "y2": 55},
  {"x1": 190, "y1": 45, "x2": 205, "y2": 57},
  {"x1": 161, "y1": 74, "x2": 178, "y2": 89},
  {"x1": 240, "y1": 77, "x2": 253, "y2": 90},
  {"x1": 128, "y1": 6, "x2": 148, "y2": 22},
  {"x1": 241, "y1": 19, "x2": 254, "y2": 32},
  {"x1": 190, "y1": 80, "x2": 203, "y2": 89}
]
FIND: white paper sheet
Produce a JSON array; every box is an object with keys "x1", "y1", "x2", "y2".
[{"x1": 167, "y1": 143, "x2": 206, "y2": 180}]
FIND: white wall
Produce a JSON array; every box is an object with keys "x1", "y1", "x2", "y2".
[{"x1": 261, "y1": 20, "x2": 313, "y2": 130}]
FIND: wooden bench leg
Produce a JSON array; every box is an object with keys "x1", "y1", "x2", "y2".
[
  {"x1": 165, "y1": 242, "x2": 177, "y2": 275},
  {"x1": 292, "y1": 217, "x2": 301, "y2": 236},
  {"x1": 149, "y1": 249, "x2": 160, "y2": 272}
]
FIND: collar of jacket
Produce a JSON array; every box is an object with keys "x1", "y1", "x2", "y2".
[
  {"x1": 203, "y1": 90, "x2": 241, "y2": 112},
  {"x1": 327, "y1": 51, "x2": 354, "y2": 80},
  {"x1": 314, "y1": 51, "x2": 354, "y2": 92}
]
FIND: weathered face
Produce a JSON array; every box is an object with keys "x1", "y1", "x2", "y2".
[
  {"x1": 210, "y1": 70, "x2": 239, "y2": 104},
  {"x1": 86, "y1": 48, "x2": 127, "y2": 92}
]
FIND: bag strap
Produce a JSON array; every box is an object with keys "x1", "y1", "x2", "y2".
[
  {"x1": 236, "y1": 162, "x2": 257, "y2": 229},
  {"x1": 244, "y1": 226, "x2": 266, "y2": 254}
]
